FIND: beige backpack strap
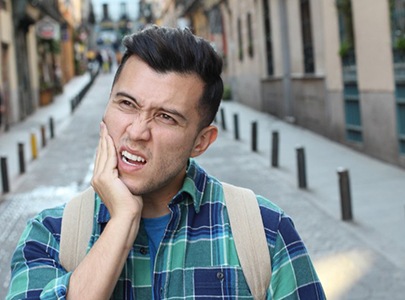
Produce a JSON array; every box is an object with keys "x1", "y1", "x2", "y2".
[
  {"x1": 222, "y1": 182, "x2": 271, "y2": 300},
  {"x1": 60, "y1": 186, "x2": 95, "y2": 272}
]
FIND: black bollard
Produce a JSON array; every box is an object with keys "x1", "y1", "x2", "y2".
[
  {"x1": 18, "y1": 143, "x2": 25, "y2": 174},
  {"x1": 337, "y1": 167, "x2": 353, "y2": 221},
  {"x1": 1, "y1": 157, "x2": 10, "y2": 194},
  {"x1": 271, "y1": 131, "x2": 279, "y2": 167},
  {"x1": 296, "y1": 146, "x2": 307, "y2": 189},
  {"x1": 233, "y1": 114, "x2": 240, "y2": 140},
  {"x1": 41, "y1": 125, "x2": 47, "y2": 148},
  {"x1": 49, "y1": 117, "x2": 55, "y2": 139},
  {"x1": 251, "y1": 121, "x2": 258, "y2": 152},
  {"x1": 220, "y1": 108, "x2": 227, "y2": 131}
]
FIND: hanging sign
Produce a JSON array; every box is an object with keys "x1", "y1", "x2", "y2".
[{"x1": 36, "y1": 17, "x2": 60, "y2": 40}]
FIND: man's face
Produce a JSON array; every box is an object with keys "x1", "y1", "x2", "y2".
[{"x1": 103, "y1": 56, "x2": 208, "y2": 200}]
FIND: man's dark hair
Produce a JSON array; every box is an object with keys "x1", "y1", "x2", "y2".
[{"x1": 113, "y1": 25, "x2": 224, "y2": 128}]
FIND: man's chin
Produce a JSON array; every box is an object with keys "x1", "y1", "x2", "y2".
[{"x1": 119, "y1": 177, "x2": 144, "y2": 196}]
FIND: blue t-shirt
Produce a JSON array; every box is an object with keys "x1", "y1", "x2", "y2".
[{"x1": 143, "y1": 213, "x2": 171, "y2": 297}]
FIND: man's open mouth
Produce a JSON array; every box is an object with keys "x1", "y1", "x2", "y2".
[{"x1": 121, "y1": 150, "x2": 146, "y2": 166}]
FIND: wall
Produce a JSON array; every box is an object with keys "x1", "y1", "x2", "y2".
[
  {"x1": 0, "y1": 0, "x2": 19, "y2": 126},
  {"x1": 292, "y1": 77, "x2": 327, "y2": 135},
  {"x1": 233, "y1": 0, "x2": 266, "y2": 110},
  {"x1": 351, "y1": 0, "x2": 399, "y2": 164}
]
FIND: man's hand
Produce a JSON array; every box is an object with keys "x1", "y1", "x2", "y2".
[
  {"x1": 67, "y1": 122, "x2": 143, "y2": 299},
  {"x1": 91, "y1": 121, "x2": 143, "y2": 221}
]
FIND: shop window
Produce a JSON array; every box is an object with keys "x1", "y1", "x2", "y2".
[
  {"x1": 237, "y1": 17, "x2": 243, "y2": 61},
  {"x1": 262, "y1": 0, "x2": 274, "y2": 75},
  {"x1": 247, "y1": 13, "x2": 254, "y2": 58},
  {"x1": 300, "y1": 0, "x2": 315, "y2": 73}
]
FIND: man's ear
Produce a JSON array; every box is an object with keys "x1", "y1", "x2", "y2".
[{"x1": 191, "y1": 125, "x2": 218, "y2": 158}]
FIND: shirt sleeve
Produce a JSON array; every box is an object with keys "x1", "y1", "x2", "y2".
[
  {"x1": 269, "y1": 214, "x2": 326, "y2": 299},
  {"x1": 6, "y1": 209, "x2": 72, "y2": 300}
]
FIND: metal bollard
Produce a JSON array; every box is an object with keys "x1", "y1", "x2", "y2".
[
  {"x1": 71, "y1": 98, "x2": 77, "y2": 113},
  {"x1": 251, "y1": 121, "x2": 258, "y2": 152},
  {"x1": 41, "y1": 125, "x2": 47, "y2": 148},
  {"x1": 337, "y1": 167, "x2": 353, "y2": 221},
  {"x1": 233, "y1": 114, "x2": 240, "y2": 140},
  {"x1": 220, "y1": 108, "x2": 227, "y2": 131},
  {"x1": 18, "y1": 143, "x2": 25, "y2": 174},
  {"x1": 1, "y1": 156, "x2": 10, "y2": 194},
  {"x1": 271, "y1": 131, "x2": 279, "y2": 167},
  {"x1": 296, "y1": 146, "x2": 307, "y2": 189},
  {"x1": 49, "y1": 117, "x2": 55, "y2": 139},
  {"x1": 31, "y1": 133, "x2": 38, "y2": 160}
]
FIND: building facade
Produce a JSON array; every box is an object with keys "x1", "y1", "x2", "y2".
[
  {"x1": 222, "y1": 0, "x2": 405, "y2": 168},
  {"x1": 124, "y1": 0, "x2": 405, "y2": 169},
  {"x1": 0, "y1": 0, "x2": 95, "y2": 130}
]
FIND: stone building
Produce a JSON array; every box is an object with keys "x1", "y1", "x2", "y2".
[
  {"x1": 0, "y1": 0, "x2": 94, "y2": 129},
  {"x1": 159, "y1": 0, "x2": 405, "y2": 168}
]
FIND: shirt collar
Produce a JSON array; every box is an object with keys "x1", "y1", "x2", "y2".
[{"x1": 96, "y1": 159, "x2": 209, "y2": 223}]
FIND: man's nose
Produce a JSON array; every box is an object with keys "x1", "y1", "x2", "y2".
[{"x1": 126, "y1": 113, "x2": 152, "y2": 141}]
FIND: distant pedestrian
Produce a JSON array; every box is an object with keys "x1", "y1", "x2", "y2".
[
  {"x1": 96, "y1": 51, "x2": 103, "y2": 70},
  {"x1": 6, "y1": 25, "x2": 326, "y2": 299},
  {"x1": 115, "y1": 50, "x2": 123, "y2": 66},
  {"x1": 108, "y1": 53, "x2": 113, "y2": 73}
]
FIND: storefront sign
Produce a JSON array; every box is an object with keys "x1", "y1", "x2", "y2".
[{"x1": 36, "y1": 17, "x2": 60, "y2": 40}]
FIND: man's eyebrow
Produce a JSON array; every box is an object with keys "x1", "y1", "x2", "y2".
[
  {"x1": 162, "y1": 107, "x2": 188, "y2": 122},
  {"x1": 115, "y1": 91, "x2": 138, "y2": 103}
]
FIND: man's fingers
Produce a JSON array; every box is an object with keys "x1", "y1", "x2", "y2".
[
  {"x1": 105, "y1": 133, "x2": 118, "y2": 174},
  {"x1": 93, "y1": 122, "x2": 110, "y2": 185}
]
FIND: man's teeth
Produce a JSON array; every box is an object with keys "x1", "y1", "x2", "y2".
[{"x1": 122, "y1": 150, "x2": 146, "y2": 163}]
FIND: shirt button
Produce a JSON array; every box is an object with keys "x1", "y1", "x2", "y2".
[
  {"x1": 216, "y1": 271, "x2": 224, "y2": 280},
  {"x1": 140, "y1": 247, "x2": 147, "y2": 255}
]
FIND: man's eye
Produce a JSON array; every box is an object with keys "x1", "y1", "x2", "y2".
[
  {"x1": 120, "y1": 100, "x2": 135, "y2": 108},
  {"x1": 122, "y1": 100, "x2": 133, "y2": 106},
  {"x1": 157, "y1": 113, "x2": 176, "y2": 124}
]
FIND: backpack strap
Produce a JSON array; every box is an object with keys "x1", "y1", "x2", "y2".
[
  {"x1": 60, "y1": 186, "x2": 95, "y2": 272},
  {"x1": 222, "y1": 182, "x2": 271, "y2": 300}
]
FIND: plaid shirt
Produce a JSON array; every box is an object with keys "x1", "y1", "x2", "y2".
[{"x1": 7, "y1": 159, "x2": 325, "y2": 299}]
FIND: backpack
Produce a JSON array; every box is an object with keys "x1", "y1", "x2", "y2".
[{"x1": 60, "y1": 182, "x2": 271, "y2": 300}]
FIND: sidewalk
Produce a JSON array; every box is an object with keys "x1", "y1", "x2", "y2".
[
  {"x1": 0, "y1": 73, "x2": 91, "y2": 195},
  {"x1": 214, "y1": 101, "x2": 405, "y2": 271}
]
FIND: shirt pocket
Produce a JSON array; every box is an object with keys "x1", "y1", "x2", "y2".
[{"x1": 164, "y1": 266, "x2": 253, "y2": 299}]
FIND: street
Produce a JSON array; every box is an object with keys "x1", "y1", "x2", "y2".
[{"x1": 1, "y1": 71, "x2": 405, "y2": 299}]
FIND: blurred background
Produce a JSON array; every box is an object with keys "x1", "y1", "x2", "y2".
[
  {"x1": 1, "y1": 0, "x2": 405, "y2": 167},
  {"x1": 1, "y1": 0, "x2": 405, "y2": 299}
]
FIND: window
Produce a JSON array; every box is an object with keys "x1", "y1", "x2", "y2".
[
  {"x1": 247, "y1": 13, "x2": 254, "y2": 58},
  {"x1": 300, "y1": 0, "x2": 315, "y2": 73},
  {"x1": 390, "y1": 0, "x2": 405, "y2": 153},
  {"x1": 336, "y1": 0, "x2": 355, "y2": 65},
  {"x1": 237, "y1": 17, "x2": 243, "y2": 61},
  {"x1": 262, "y1": 0, "x2": 274, "y2": 75},
  {"x1": 336, "y1": 0, "x2": 363, "y2": 143}
]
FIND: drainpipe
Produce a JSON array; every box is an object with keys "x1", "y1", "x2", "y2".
[{"x1": 278, "y1": 0, "x2": 293, "y2": 121}]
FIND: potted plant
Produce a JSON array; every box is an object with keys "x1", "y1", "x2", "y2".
[{"x1": 39, "y1": 81, "x2": 54, "y2": 106}]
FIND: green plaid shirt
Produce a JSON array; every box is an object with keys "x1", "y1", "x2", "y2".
[{"x1": 7, "y1": 159, "x2": 325, "y2": 299}]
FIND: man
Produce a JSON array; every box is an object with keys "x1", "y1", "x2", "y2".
[{"x1": 7, "y1": 26, "x2": 325, "y2": 299}]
